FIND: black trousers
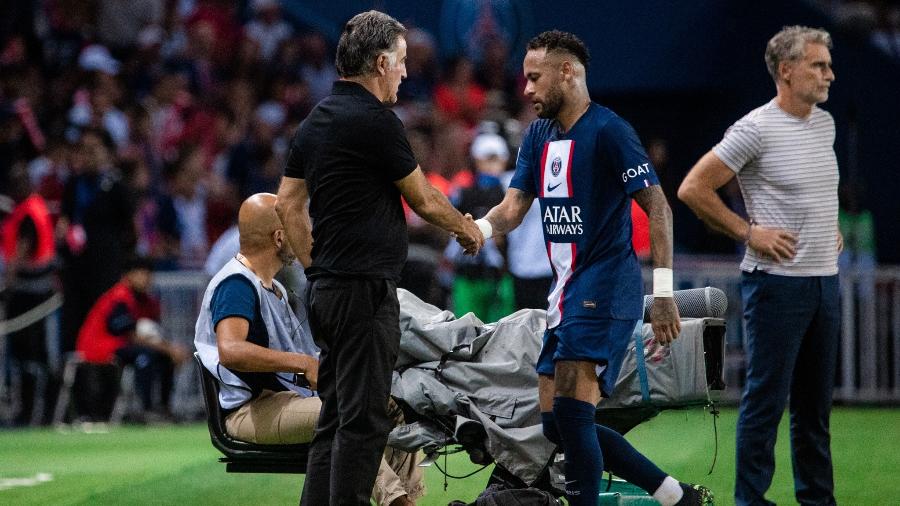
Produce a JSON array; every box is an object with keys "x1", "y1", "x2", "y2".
[
  {"x1": 74, "y1": 346, "x2": 174, "y2": 421},
  {"x1": 116, "y1": 345, "x2": 175, "y2": 412},
  {"x1": 74, "y1": 362, "x2": 120, "y2": 422},
  {"x1": 6, "y1": 290, "x2": 51, "y2": 425},
  {"x1": 301, "y1": 277, "x2": 400, "y2": 506}
]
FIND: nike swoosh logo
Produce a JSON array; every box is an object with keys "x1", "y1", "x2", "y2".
[{"x1": 547, "y1": 182, "x2": 562, "y2": 192}]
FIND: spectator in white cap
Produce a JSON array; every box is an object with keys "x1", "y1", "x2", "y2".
[
  {"x1": 444, "y1": 130, "x2": 515, "y2": 322},
  {"x1": 470, "y1": 131, "x2": 510, "y2": 164}
]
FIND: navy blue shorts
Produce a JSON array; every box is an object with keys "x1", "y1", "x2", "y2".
[{"x1": 536, "y1": 316, "x2": 639, "y2": 396}]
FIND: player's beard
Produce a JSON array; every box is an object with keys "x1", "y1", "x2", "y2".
[
  {"x1": 276, "y1": 242, "x2": 296, "y2": 268},
  {"x1": 536, "y1": 84, "x2": 564, "y2": 119}
]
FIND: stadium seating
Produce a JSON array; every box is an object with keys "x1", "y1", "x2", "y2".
[{"x1": 193, "y1": 353, "x2": 309, "y2": 473}]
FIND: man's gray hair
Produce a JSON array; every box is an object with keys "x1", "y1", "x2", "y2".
[
  {"x1": 765, "y1": 25, "x2": 832, "y2": 81},
  {"x1": 335, "y1": 10, "x2": 406, "y2": 78}
]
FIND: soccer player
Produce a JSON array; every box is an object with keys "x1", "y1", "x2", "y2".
[{"x1": 469, "y1": 31, "x2": 711, "y2": 505}]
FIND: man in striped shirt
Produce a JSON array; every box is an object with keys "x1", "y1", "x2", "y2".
[{"x1": 679, "y1": 26, "x2": 842, "y2": 506}]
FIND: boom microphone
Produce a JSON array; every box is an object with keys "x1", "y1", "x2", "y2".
[{"x1": 642, "y1": 287, "x2": 727, "y2": 321}]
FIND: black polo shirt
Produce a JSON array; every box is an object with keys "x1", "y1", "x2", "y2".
[{"x1": 284, "y1": 80, "x2": 417, "y2": 281}]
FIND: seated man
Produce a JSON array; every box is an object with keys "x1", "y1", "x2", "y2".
[
  {"x1": 194, "y1": 193, "x2": 423, "y2": 506},
  {"x1": 75, "y1": 257, "x2": 189, "y2": 422}
]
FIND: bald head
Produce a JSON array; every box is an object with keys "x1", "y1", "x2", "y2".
[{"x1": 238, "y1": 193, "x2": 283, "y2": 254}]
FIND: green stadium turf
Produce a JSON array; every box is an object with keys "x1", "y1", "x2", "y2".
[{"x1": 0, "y1": 407, "x2": 896, "y2": 505}]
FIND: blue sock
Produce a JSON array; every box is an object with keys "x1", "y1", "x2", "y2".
[
  {"x1": 541, "y1": 411, "x2": 561, "y2": 445},
  {"x1": 554, "y1": 397, "x2": 602, "y2": 505},
  {"x1": 596, "y1": 424, "x2": 668, "y2": 494},
  {"x1": 546, "y1": 411, "x2": 668, "y2": 494}
]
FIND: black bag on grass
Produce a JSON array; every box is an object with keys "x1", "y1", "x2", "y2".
[{"x1": 449, "y1": 484, "x2": 562, "y2": 506}]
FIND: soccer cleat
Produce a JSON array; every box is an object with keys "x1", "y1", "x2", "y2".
[{"x1": 675, "y1": 482, "x2": 714, "y2": 505}]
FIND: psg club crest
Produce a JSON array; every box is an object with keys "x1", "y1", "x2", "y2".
[{"x1": 551, "y1": 156, "x2": 562, "y2": 177}]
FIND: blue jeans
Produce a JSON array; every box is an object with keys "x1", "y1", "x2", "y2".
[{"x1": 736, "y1": 270, "x2": 839, "y2": 506}]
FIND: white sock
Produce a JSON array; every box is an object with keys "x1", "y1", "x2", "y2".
[{"x1": 652, "y1": 476, "x2": 684, "y2": 506}]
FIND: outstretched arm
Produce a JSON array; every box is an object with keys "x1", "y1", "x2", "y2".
[
  {"x1": 633, "y1": 185, "x2": 680, "y2": 344},
  {"x1": 482, "y1": 188, "x2": 535, "y2": 236},
  {"x1": 395, "y1": 166, "x2": 484, "y2": 254}
]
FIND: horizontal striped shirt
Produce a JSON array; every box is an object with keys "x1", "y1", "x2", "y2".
[{"x1": 713, "y1": 99, "x2": 839, "y2": 276}]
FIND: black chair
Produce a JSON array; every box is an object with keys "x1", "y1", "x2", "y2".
[{"x1": 194, "y1": 352, "x2": 309, "y2": 473}]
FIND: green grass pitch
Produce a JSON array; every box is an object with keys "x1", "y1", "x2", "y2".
[{"x1": 1, "y1": 407, "x2": 897, "y2": 505}]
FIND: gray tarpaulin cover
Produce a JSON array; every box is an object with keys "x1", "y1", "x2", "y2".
[{"x1": 388, "y1": 289, "x2": 721, "y2": 485}]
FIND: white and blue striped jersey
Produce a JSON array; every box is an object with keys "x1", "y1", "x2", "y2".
[
  {"x1": 713, "y1": 100, "x2": 839, "y2": 276},
  {"x1": 510, "y1": 103, "x2": 659, "y2": 328}
]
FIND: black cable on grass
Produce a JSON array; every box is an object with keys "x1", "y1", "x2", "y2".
[
  {"x1": 432, "y1": 447, "x2": 491, "y2": 488},
  {"x1": 434, "y1": 458, "x2": 490, "y2": 480},
  {"x1": 707, "y1": 402, "x2": 720, "y2": 475}
]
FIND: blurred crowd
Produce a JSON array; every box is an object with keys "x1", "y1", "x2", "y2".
[
  {"x1": 0, "y1": 0, "x2": 558, "y2": 427},
  {"x1": 0, "y1": 0, "x2": 887, "y2": 429},
  {"x1": 820, "y1": 0, "x2": 900, "y2": 59}
]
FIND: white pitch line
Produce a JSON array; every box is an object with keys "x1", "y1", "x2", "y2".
[{"x1": 0, "y1": 473, "x2": 54, "y2": 491}]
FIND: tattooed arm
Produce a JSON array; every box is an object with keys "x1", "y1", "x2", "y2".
[
  {"x1": 633, "y1": 185, "x2": 681, "y2": 344},
  {"x1": 633, "y1": 185, "x2": 674, "y2": 270},
  {"x1": 482, "y1": 188, "x2": 536, "y2": 235}
]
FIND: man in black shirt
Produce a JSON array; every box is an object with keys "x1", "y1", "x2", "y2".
[{"x1": 276, "y1": 10, "x2": 483, "y2": 506}]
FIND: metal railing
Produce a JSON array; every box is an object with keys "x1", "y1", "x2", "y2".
[
  {"x1": 152, "y1": 271, "x2": 210, "y2": 420},
  {"x1": 154, "y1": 263, "x2": 900, "y2": 406},
  {"x1": 4, "y1": 261, "x2": 899, "y2": 425},
  {"x1": 837, "y1": 266, "x2": 900, "y2": 402},
  {"x1": 657, "y1": 259, "x2": 900, "y2": 403}
]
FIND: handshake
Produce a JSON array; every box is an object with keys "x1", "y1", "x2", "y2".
[{"x1": 454, "y1": 213, "x2": 490, "y2": 256}]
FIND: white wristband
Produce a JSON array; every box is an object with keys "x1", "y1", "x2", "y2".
[
  {"x1": 475, "y1": 218, "x2": 493, "y2": 240},
  {"x1": 653, "y1": 268, "x2": 674, "y2": 298}
]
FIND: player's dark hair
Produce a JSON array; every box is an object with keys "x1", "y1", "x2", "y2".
[
  {"x1": 335, "y1": 10, "x2": 406, "y2": 78},
  {"x1": 526, "y1": 30, "x2": 591, "y2": 67}
]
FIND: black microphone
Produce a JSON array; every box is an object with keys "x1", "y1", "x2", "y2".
[{"x1": 642, "y1": 287, "x2": 727, "y2": 320}]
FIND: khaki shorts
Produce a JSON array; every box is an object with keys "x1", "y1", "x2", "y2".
[{"x1": 225, "y1": 390, "x2": 321, "y2": 444}]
